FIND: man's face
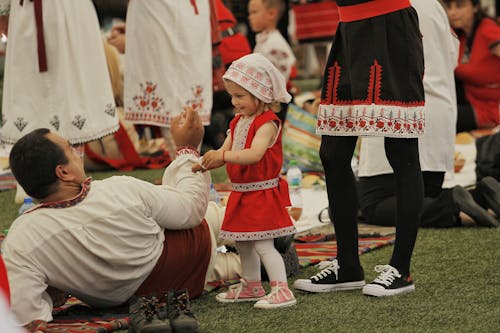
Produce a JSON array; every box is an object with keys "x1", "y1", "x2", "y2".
[{"x1": 46, "y1": 132, "x2": 86, "y2": 185}]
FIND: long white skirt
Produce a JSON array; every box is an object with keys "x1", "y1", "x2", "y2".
[
  {"x1": 0, "y1": 0, "x2": 118, "y2": 144},
  {"x1": 124, "y1": 0, "x2": 212, "y2": 127}
]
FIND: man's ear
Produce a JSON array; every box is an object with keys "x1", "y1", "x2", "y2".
[{"x1": 55, "y1": 164, "x2": 75, "y2": 182}]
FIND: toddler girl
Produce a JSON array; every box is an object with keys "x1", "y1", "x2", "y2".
[{"x1": 194, "y1": 53, "x2": 296, "y2": 309}]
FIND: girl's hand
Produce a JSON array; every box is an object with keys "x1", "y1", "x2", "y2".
[
  {"x1": 192, "y1": 163, "x2": 205, "y2": 173},
  {"x1": 192, "y1": 150, "x2": 226, "y2": 172},
  {"x1": 202, "y1": 150, "x2": 226, "y2": 170}
]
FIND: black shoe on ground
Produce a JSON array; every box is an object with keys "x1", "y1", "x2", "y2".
[
  {"x1": 293, "y1": 259, "x2": 365, "y2": 293},
  {"x1": 167, "y1": 289, "x2": 199, "y2": 333},
  {"x1": 478, "y1": 176, "x2": 500, "y2": 218},
  {"x1": 452, "y1": 185, "x2": 499, "y2": 227},
  {"x1": 362, "y1": 265, "x2": 415, "y2": 297},
  {"x1": 128, "y1": 295, "x2": 171, "y2": 333}
]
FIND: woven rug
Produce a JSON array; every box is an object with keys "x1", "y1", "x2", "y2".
[
  {"x1": 294, "y1": 235, "x2": 396, "y2": 268},
  {"x1": 45, "y1": 298, "x2": 129, "y2": 333}
]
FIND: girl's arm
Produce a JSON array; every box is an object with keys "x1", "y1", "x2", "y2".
[{"x1": 193, "y1": 121, "x2": 278, "y2": 171}]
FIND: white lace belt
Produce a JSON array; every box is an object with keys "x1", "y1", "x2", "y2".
[{"x1": 232, "y1": 178, "x2": 279, "y2": 192}]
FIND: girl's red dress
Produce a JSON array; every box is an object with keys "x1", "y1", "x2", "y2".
[{"x1": 220, "y1": 110, "x2": 295, "y2": 241}]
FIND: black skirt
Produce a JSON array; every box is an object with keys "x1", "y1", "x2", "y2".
[{"x1": 316, "y1": 6, "x2": 425, "y2": 138}]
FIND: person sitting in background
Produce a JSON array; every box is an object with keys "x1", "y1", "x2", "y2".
[
  {"x1": 2, "y1": 108, "x2": 212, "y2": 332},
  {"x1": 357, "y1": 0, "x2": 500, "y2": 229},
  {"x1": 248, "y1": 0, "x2": 296, "y2": 124},
  {"x1": 444, "y1": 0, "x2": 500, "y2": 133}
]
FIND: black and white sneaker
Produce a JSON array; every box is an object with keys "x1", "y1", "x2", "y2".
[
  {"x1": 362, "y1": 265, "x2": 415, "y2": 297},
  {"x1": 293, "y1": 259, "x2": 365, "y2": 293}
]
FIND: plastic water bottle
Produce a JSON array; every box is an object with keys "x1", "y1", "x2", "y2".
[
  {"x1": 286, "y1": 160, "x2": 303, "y2": 221},
  {"x1": 208, "y1": 183, "x2": 221, "y2": 206},
  {"x1": 18, "y1": 197, "x2": 36, "y2": 215}
]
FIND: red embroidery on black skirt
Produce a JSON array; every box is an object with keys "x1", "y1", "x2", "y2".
[
  {"x1": 318, "y1": 60, "x2": 424, "y2": 135},
  {"x1": 322, "y1": 60, "x2": 423, "y2": 107}
]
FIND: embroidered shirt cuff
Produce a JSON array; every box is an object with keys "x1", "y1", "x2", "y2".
[{"x1": 176, "y1": 146, "x2": 200, "y2": 158}]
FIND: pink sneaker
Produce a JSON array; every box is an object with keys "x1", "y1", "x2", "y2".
[
  {"x1": 254, "y1": 281, "x2": 297, "y2": 309},
  {"x1": 216, "y1": 279, "x2": 265, "y2": 303}
]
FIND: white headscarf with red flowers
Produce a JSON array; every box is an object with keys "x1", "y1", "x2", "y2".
[{"x1": 223, "y1": 53, "x2": 291, "y2": 104}]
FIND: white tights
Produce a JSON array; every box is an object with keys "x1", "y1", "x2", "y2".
[{"x1": 235, "y1": 239, "x2": 287, "y2": 282}]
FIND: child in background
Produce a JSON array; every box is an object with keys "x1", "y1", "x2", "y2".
[
  {"x1": 248, "y1": 0, "x2": 296, "y2": 123},
  {"x1": 193, "y1": 53, "x2": 296, "y2": 309}
]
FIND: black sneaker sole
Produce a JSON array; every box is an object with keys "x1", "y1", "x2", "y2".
[{"x1": 293, "y1": 279, "x2": 365, "y2": 293}]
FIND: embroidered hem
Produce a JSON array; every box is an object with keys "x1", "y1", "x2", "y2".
[
  {"x1": 0, "y1": 122, "x2": 119, "y2": 145},
  {"x1": 125, "y1": 111, "x2": 211, "y2": 127},
  {"x1": 220, "y1": 226, "x2": 296, "y2": 241},
  {"x1": 125, "y1": 111, "x2": 171, "y2": 127},
  {"x1": 316, "y1": 104, "x2": 424, "y2": 138}
]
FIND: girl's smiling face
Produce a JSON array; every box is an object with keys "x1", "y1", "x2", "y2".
[{"x1": 225, "y1": 80, "x2": 262, "y2": 117}]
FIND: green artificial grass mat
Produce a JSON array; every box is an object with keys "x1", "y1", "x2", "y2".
[{"x1": 1, "y1": 168, "x2": 499, "y2": 332}]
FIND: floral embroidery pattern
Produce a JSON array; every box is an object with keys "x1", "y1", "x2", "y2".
[
  {"x1": 71, "y1": 115, "x2": 86, "y2": 130},
  {"x1": 104, "y1": 103, "x2": 116, "y2": 117},
  {"x1": 268, "y1": 48, "x2": 292, "y2": 78},
  {"x1": 317, "y1": 60, "x2": 425, "y2": 137},
  {"x1": 133, "y1": 82, "x2": 165, "y2": 112},
  {"x1": 126, "y1": 81, "x2": 169, "y2": 125},
  {"x1": 226, "y1": 62, "x2": 273, "y2": 101},
  {"x1": 316, "y1": 104, "x2": 424, "y2": 137},
  {"x1": 184, "y1": 85, "x2": 205, "y2": 113},
  {"x1": 14, "y1": 117, "x2": 28, "y2": 132},
  {"x1": 50, "y1": 115, "x2": 60, "y2": 130}
]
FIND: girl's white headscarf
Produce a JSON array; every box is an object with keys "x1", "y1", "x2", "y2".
[{"x1": 222, "y1": 53, "x2": 292, "y2": 104}]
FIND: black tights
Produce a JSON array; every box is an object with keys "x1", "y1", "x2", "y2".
[{"x1": 320, "y1": 136, "x2": 423, "y2": 277}]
